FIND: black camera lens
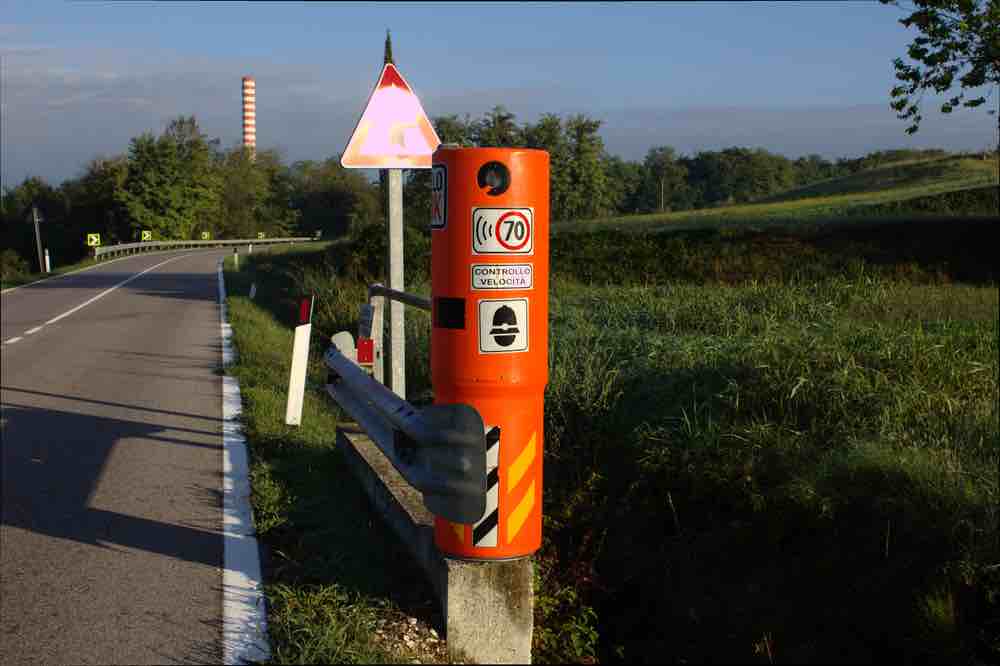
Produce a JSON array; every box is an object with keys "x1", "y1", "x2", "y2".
[{"x1": 477, "y1": 161, "x2": 510, "y2": 196}]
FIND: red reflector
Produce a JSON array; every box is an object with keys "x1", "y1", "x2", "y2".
[
  {"x1": 299, "y1": 298, "x2": 311, "y2": 325},
  {"x1": 357, "y1": 338, "x2": 374, "y2": 364}
]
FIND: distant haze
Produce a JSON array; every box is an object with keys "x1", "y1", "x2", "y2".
[
  {"x1": 596, "y1": 104, "x2": 995, "y2": 163},
  {"x1": 4, "y1": 64, "x2": 993, "y2": 187},
  {"x1": 1, "y1": 0, "x2": 997, "y2": 186}
]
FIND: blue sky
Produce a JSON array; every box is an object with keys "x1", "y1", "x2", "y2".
[{"x1": 1, "y1": 1, "x2": 996, "y2": 186}]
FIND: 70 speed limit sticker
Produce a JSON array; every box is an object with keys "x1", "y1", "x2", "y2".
[{"x1": 472, "y1": 207, "x2": 533, "y2": 255}]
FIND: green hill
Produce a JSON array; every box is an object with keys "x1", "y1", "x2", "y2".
[
  {"x1": 554, "y1": 155, "x2": 998, "y2": 235},
  {"x1": 763, "y1": 155, "x2": 997, "y2": 203}
]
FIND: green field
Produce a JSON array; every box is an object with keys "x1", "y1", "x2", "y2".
[
  {"x1": 221, "y1": 159, "x2": 999, "y2": 664},
  {"x1": 553, "y1": 156, "x2": 997, "y2": 235}
]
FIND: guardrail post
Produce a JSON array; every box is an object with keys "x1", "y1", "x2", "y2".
[{"x1": 369, "y1": 285, "x2": 385, "y2": 386}]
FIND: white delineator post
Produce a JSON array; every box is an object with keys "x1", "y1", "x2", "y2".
[
  {"x1": 386, "y1": 169, "x2": 405, "y2": 399},
  {"x1": 44, "y1": 248, "x2": 51, "y2": 273},
  {"x1": 285, "y1": 322, "x2": 312, "y2": 426},
  {"x1": 242, "y1": 76, "x2": 256, "y2": 160},
  {"x1": 286, "y1": 297, "x2": 315, "y2": 427}
]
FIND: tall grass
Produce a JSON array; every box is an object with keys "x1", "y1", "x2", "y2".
[
  {"x1": 538, "y1": 278, "x2": 997, "y2": 662},
  {"x1": 231, "y1": 212, "x2": 998, "y2": 663}
]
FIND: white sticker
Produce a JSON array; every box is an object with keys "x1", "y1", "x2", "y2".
[
  {"x1": 431, "y1": 164, "x2": 447, "y2": 230},
  {"x1": 472, "y1": 208, "x2": 533, "y2": 255},
  {"x1": 478, "y1": 298, "x2": 528, "y2": 354},
  {"x1": 471, "y1": 264, "x2": 533, "y2": 291}
]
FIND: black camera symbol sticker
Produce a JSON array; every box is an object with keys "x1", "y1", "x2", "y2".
[
  {"x1": 490, "y1": 305, "x2": 519, "y2": 347},
  {"x1": 478, "y1": 298, "x2": 528, "y2": 354}
]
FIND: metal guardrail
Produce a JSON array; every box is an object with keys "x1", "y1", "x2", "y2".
[
  {"x1": 322, "y1": 283, "x2": 488, "y2": 524},
  {"x1": 94, "y1": 237, "x2": 316, "y2": 260},
  {"x1": 324, "y1": 343, "x2": 486, "y2": 524}
]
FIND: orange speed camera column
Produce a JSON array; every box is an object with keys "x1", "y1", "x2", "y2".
[{"x1": 430, "y1": 146, "x2": 549, "y2": 560}]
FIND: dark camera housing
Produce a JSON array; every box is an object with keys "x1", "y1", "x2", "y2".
[{"x1": 477, "y1": 161, "x2": 510, "y2": 196}]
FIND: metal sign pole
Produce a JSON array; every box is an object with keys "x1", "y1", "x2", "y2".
[
  {"x1": 387, "y1": 168, "x2": 406, "y2": 399},
  {"x1": 32, "y1": 206, "x2": 45, "y2": 273}
]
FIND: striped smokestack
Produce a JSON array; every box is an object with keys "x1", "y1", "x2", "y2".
[{"x1": 242, "y1": 76, "x2": 256, "y2": 159}]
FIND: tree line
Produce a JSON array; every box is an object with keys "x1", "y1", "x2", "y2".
[{"x1": 1, "y1": 107, "x2": 952, "y2": 272}]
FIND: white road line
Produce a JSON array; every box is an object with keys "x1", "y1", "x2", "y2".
[
  {"x1": 43, "y1": 255, "x2": 189, "y2": 327},
  {"x1": 218, "y1": 259, "x2": 271, "y2": 665},
  {"x1": 0, "y1": 249, "x2": 186, "y2": 295},
  {"x1": 24, "y1": 326, "x2": 43, "y2": 335},
  {"x1": 3, "y1": 337, "x2": 22, "y2": 344}
]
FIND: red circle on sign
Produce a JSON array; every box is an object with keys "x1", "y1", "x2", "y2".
[{"x1": 495, "y1": 211, "x2": 531, "y2": 251}]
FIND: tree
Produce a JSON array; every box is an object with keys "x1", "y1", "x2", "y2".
[
  {"x1": 471, "y1": 106, "x2": 522, "y2": 147},
  {"x1": 254, "y1": 149, "x2": 301, "y2": 237},
  {"x1": 117, "y1": 116, "x2": 221, "y2": 240},
  {"x1": 602, "y1": 155, "x2": 645, "y2": 215},
  {"x1": 216, "y1": 146, "x2": 268, "y2": 239},
  {"x1": 59, "y1": 156, "x2": 130, "y2": 260},
  {"x1": 0, "y1": 176, "x2": 65, "y2": 263},
  {"x1": 289, "y1": 157, "x2": 379, "y2": 238},
  {"x1": 433, "y1": 113, "x2": 475, "y2": 146},
  {"x1": 881, "y1": 0, "x2": 999, "y2": 135},
  {"x1": 524, "y1": 114, "x2": 571, "y2": 220},
  {"x1": 561, "y1": 114, "x2": 608, "y2": 221},
  {"x1": 640, "y1": 146, "x2": 689, "y2": 213}
]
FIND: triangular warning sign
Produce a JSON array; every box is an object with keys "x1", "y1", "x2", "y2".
[{"x1": 341, "y1": 63, "x2": 440, "y2": 169}]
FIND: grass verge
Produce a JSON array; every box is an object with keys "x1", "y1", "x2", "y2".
[
  {"x1": 1, "y1": 253, "x2": 102, "y2": 291},
  {"x1": 221, "y1": 246, "x2": 447, "y2": 664}
]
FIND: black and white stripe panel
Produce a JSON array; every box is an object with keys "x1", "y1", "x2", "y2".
[{"x1": 472, "y1": 425, "x2": 500, "y2": 547}]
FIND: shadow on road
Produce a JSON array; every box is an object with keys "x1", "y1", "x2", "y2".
[
  {"x1": 0, "y1": 398, "x2": 223, "y2": 568},
  {"x1": 1, "y1": 386, "x2": 221, "y2": 424}
]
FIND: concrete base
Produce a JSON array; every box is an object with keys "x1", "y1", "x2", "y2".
[{"x1": 336, "y1": 426, "x2": 533, "y2": 664}]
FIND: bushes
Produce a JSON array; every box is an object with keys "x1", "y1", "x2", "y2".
[
  {"x1": 550, "y1": 217, "x2": 1000, "y2": 287},
  {"x1": 0, "y1": 249, "x2": 31, "y2": 281}
]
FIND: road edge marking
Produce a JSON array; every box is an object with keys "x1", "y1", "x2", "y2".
[{"x1": 218, "y1": 259, "x2": 272, "y2": 665}]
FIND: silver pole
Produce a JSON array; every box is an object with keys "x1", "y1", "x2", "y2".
[
  {"x1": 386, "y1": 168, "x2": 405, "y2": 399},
  {"x1": 1, "y1": 54, "x2": 5, "y2": 214},
  {"x1": 32, "y1": 206, "x2": 44, "y2": 274}
]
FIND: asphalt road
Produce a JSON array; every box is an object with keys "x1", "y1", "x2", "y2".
[{"x1": 1, "y1": 251, "x2": 234, "y2": 664}]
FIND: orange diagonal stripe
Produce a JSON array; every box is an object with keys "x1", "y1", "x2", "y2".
[
  {"x1": 507, "y1": 432, "x2": 536, "y2": 494},
  {"x1": 506, "y1": 481, "x2": 535, "y2": 544}
]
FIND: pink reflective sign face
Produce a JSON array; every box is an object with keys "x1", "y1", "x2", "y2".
[{"x1": 341, "y1": 64, "x2": 440, "y2": 169}]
